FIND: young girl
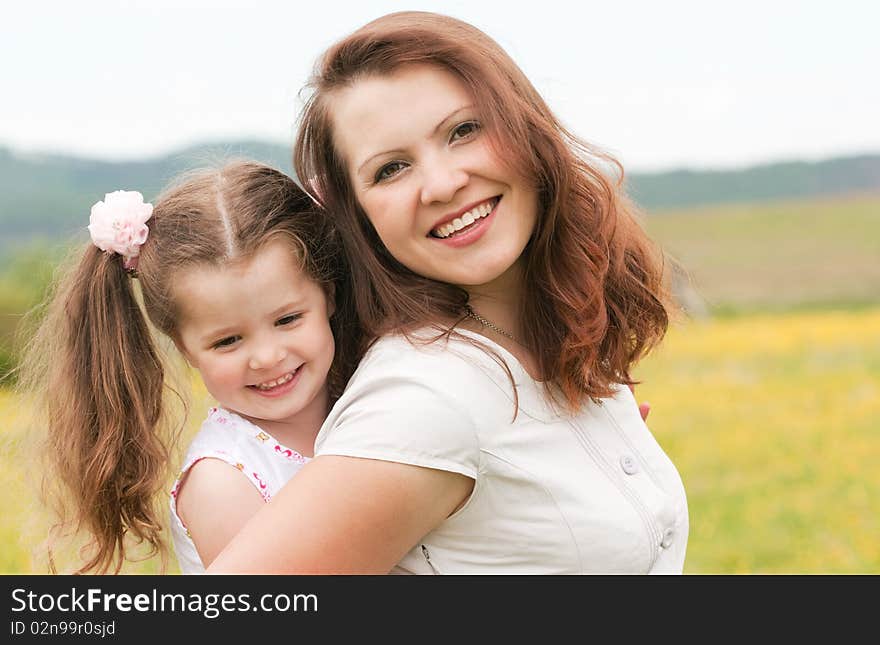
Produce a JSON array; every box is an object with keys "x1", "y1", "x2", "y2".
[{"x1": 18, "y1": 160, "x2": 360, "y2": 574}]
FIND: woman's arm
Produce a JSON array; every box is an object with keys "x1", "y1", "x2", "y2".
[{"x1": 206, "y1": 455, "x2": 474, "y2": 573}]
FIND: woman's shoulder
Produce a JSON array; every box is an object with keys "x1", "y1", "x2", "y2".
[
  {"x1": 317, "y1": 330, "x2": 494, "y2": 477},
  {"x1": 350, "y1": 329, "x2": 519, "y2": 398}
]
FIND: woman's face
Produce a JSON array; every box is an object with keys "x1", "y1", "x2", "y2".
[{"x1": 329, "y1": 64, "x2": 538, "y2": 291}]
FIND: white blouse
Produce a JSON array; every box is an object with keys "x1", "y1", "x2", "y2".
[{"x1": 315, "y1": 330, "x2": 689, "y2": 574}]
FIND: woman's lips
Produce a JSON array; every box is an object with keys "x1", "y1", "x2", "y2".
[
  {"x1": 430, "y1": 197, "x2": 500, "y2": 239},
  {"x1": 429, "y1": 198, "x2": 500, "y2": 248}
]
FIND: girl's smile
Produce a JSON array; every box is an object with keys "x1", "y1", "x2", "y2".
[{"x1": 248, "y1": 366, "x2": 300, "y2": 396}]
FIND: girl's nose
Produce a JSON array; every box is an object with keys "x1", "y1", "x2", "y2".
[{"x1": 249, "y1": 345, "x2": 287, "y2": 371}]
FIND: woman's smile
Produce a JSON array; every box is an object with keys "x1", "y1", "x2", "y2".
[{"x1": 429, "y1": 196, "x2": 500, "y2": 239}]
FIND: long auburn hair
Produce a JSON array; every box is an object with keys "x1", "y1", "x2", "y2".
[
  {"x1": 17, "y1": 161, "x2": 355, "y2": 573},
  {"x1": 294, "y1": 11, "x2": 670, "y2": 410}
]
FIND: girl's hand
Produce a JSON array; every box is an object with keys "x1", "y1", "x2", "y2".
[{"x1": 628, "y1": 384, "x2": 651, "y2": 422}]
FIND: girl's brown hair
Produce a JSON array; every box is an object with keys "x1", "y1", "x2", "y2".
[
  {"x1": 294, "y1": 11, "x2": 670, "y2": 410},
  {"x1": 17, "y1": 161, "x2": 354, "y2": 573}
]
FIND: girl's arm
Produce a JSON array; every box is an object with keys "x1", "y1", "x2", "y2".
[
  {"x1": 175, "y1": 459, "x2": 266, "y2": 568},
  {"x1": 206, "y1": 455, "x2": 474, "y2": 574}
]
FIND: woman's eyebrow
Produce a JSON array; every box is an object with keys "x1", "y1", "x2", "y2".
[
  {"x1": 430, "y1": 105, "x2": 475, "y2": 137},
  {"x1": 356, "y1": 104, "x2": 476, "y2": 175}
]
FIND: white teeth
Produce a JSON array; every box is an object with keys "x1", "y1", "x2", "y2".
[
  {"x1": 432, "y1": 198, "x2": 497, "y2": 239},
  {"x1": 255, "y1": 371, "x2": 294, "y2": 390}
]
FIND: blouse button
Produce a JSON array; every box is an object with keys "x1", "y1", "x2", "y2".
[
  {"x1": 661, "y1": 527, "x2": 675, "y2": 548},
  {"x1": 620, "y1": 455, "x2": 639, "y2": 475}
]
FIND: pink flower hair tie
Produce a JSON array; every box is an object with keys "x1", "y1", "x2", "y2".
[{"x1": 87, "y1": 190, "x2": 153, "y2": 273}]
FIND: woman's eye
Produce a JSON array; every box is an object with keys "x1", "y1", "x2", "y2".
[
  {"x1": 451, "y1": 120, "x2": 480, "y2": 142},
  {"x1": 277, "y1": 314, "x2": 302, "y2": 326},
  {"x1": 213, "y1": 336, "x2": 240, "y2": 349},
  {"x1": 374, "y1": 161, "x2": 407, "y2": 183}
]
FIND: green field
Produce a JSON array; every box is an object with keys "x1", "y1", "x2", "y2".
[
  {"x1": 0, "y1": 192, "x2": 877, "y2": 573},
  {"x1": 644, "y1": 192, "x2": 880, "y2": 313}
]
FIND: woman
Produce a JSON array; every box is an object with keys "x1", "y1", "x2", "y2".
[{"x1": 208, "y1": 11, "x2": 688, "y2": 574}]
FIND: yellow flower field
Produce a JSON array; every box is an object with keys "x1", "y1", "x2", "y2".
[
  {"x1": 1, "y1": 307, "x2": 878, "y2": 574},
  {"x1": 634, "y1": 308, "x2": 880, "y2": 573}
]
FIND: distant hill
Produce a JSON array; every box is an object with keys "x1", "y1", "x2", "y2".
[
  {"x1": 627, "y1": 154, "x2": 880, "y2": 211},
  {"x1": 1, "y1": 141, "x2": 878, "y2": 255},
  {"x1": 0, "y1": 142, "x2": 295, "y2": 246}
]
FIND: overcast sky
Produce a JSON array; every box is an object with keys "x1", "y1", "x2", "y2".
[{"x1": 3, "y1": 0, "x2": 877, "y2": 172}]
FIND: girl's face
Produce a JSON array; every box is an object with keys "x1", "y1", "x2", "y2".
[
  {"x1": 329, "y1": 64, "x2": 538, "y2": 292},
  {"x1": 174, "y1": 239, "x2": 335, "y2": 431}
]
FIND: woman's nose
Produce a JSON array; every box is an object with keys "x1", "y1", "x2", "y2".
[{"x1": 419, "y1": 155, "x2": 469, "y2": 205}]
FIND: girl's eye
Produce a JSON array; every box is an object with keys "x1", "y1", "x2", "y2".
[
  {"x1": 374, "y1": 161, "x2": 408, "y2": 183},
  {"x1": 213, "y1": 336, "x2": 240, "y2": 349},
  {"x1": 450, "y1": 120, "x2": 480, "y2": 142},
  {"x1": 276, "y1": 313, "x2": 302, "y2": 326}
]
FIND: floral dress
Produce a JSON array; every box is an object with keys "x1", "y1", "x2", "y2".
[{"x1": 169, "y1": 407, "x2": 310, "y2": 574}]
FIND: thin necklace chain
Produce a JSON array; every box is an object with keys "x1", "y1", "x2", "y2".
[{"x1": 465, "y1": 305, "x2": 520, "y2": 344}]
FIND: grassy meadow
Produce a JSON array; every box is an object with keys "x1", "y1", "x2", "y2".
[
  {"x1": 0, "y1": 192, "x2": 878, "y2": 574},
  {"x1": 644, "y1": 192, "x2": 880, "y2": 313}
]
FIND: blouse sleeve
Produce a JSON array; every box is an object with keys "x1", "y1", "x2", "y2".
[{"x1": 314, "y1": 338, "x2": 481, "y2": 479}]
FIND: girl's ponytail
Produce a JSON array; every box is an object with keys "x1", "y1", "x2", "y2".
[{"x1": 19, "y1": 209, "x2": 174, "y2": 573}]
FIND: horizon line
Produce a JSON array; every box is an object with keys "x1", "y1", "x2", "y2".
[{"x1": 2, "y1": 139, "x2": 879, "y2": 178}]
